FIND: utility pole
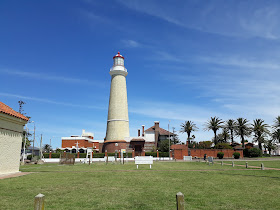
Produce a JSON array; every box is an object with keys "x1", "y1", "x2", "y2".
[
  {"x1": 22, "y1": 126, "x2": 28, "y2": 165},
  {"x1": 32, "y1": 123, "x2": 35, "y2": 158},
  {"x1": 40, "y1": 134, "x2": 43, "y2": 159},
  {"x1": 168, "y1": 120, "x2": 170, "y2": 160}
]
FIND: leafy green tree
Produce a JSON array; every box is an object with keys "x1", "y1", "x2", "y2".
[
  {"x1": 204, "y1": 117, "x2": 224, "y2": 145},
  {"x1": 224, "y1": 119, "x2": 236, "y2": 144},
  {"x1": 214, "y1": 142, "x2": 232, "y2": 149},
  {"x1": 252, "y1": 119, "x2": 270, "y2": 150},
  {"x1": 180, "y1": 121, "x2": 198, "y2": 144},
  {"x1": 235, "y1": 118, "x2": 251, "y2": 148},
  {"x1": 171, "y1": 127, "x2": 180, "y2": 144},
  {"x1": 43, "y1": 144, "x2": 52, "y2": 153},
  {"x1": 158, "y1": 139, "x2": 170, "y2": 152},
  {"x1": 198, "y1": 141, "x2": 212, "y2": 149}
]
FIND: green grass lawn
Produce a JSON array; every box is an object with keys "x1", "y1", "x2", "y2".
[
  {"x1": 216, "y1": 160, "x2": 280, "y2": 169},
  {"x1": 1, "y1": 162, "x2": 280, "y2": 209}
]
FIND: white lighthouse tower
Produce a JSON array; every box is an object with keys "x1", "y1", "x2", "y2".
[{"x1": 105, "y1": 52, "x2": 130, "y2": 141}]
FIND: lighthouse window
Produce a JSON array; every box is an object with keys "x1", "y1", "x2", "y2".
[{"x1": 114, "y1": 58, "x2": 124, "y2": 66}]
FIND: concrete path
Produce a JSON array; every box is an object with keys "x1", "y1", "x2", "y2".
[{"x1": 0, "y1": 172, "x2": 32, "y2": 180}]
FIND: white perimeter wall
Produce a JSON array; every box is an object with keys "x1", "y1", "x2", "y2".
[{"x1": 0, "y1": 113, "x2": 26, "y2": 175}]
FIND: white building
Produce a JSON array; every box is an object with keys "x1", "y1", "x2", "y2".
[{"x1": 0, "y1": 101, "x2": 28, "y2": 175}]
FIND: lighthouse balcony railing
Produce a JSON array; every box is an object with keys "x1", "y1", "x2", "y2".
[{"x1": 110, "y1": 67, "x2": 127, "y2": 72}]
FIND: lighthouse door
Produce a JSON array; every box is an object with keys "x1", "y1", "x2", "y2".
[{"x1": 135, "y1": 145, "x2": 142, "y2": 156}]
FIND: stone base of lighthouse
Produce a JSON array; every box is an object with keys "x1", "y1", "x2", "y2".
[{"x1": 102, "y1": 140, "x2": 127, "y2": 153}]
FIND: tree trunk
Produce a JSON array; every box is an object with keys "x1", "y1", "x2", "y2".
[
  {"x1": 258, "y1": 142, "x2": 262, "y2": 150},
  {"x1": 241, "y1": 135, "x2": 245, "y2": 148},
  {"x1": 231, "y1": 130, "x2": 234, "y2": 144},
  {"x1": 214, "y1": 131, "x2": 217, "y2": 145}
]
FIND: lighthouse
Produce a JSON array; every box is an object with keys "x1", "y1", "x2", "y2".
[{"x1": 105, "y1": 52, "x2": 130, "y2": 141}]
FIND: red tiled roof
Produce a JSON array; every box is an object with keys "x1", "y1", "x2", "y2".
[
  {"x1": 145, "y1": 126, "x2": 174, "y2": 136},
  {"x1": 130, "y1": 138, "x2": 145, "y2": 142},
  {"x1": 0, "y1": 102, "x2": 29, "y2": 121}
]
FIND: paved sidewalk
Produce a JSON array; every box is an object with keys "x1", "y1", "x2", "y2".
[{"x1": 0, "y1": 172, "x2": 32, "y2": 180}]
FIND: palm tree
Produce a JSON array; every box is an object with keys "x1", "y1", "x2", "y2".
[
  {"x1": 252, "y1": 119, "x2": 270, "y2": 150},
  {"x1": 273, "y1": 116, "x2": 280, "y2": 128},
  {"x1": 235, "y1": 118, "x2": 251, "y2": 148},
  {"x1": 224, "y1": 119, "x2": 236, "y2": 144},
  {"x1": 180, "y1": 121, "x2": 198, "y2": 144},
  {"x1": 272, "y1": 116, "x2": 280, "y2": 142},
  {"x1": 204, "y1": 117, "x2": 224, "y2": 145},
  {"x1": 220, "y1": 128, "x2": 230, "y2": 143}
]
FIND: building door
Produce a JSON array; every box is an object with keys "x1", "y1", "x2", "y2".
[{"x1": 135, "y1": 145, "x2": 142, "y2": 156}]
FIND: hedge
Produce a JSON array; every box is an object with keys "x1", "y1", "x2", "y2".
[{"x1": 145, "y1": 152, "x2": 169, "y2": 157}]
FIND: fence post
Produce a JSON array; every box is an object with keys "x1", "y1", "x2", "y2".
[
  {"x1": 34, "y1": 193, "x2": 45, "y2": 210},
  {"x1": 232, "y1": 161, "x2": 234, "y2": 167},
  {"x1": 176, "y1": 192, "x2": 185, "y2": 210},
  {"x1": 246, "y1": 162, "x2": 248, "y2": 168},
  {"x1": 221, "y1": 161, "x2": 223, "y2": 166},
  {"x1": 261, "y1": 163, "x2": 264, "y2": 170}
]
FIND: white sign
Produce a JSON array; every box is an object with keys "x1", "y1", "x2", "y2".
[
  {"x1": 183, "y1": 156, "x2": 192, "y2": 161},
  {"x1": 121, "y1": 149, "x2": 126, "y2": 153},
  {"x1": 135, "y1": 156, "x2": 153, "y2": 169}
]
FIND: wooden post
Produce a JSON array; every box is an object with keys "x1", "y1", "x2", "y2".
[
  {"x1": 176, "y1": 192, "x2": 185, "y2": 210},
  {"x1": 221, "y1": 161, "x2": 223, "y2": 166},
  {"x1": 34, "y1": 193, "x2": 45, "y2": 210},
  {"x1": 157, "y1": 150, "x2": 159, "y2": 158},
  {"x1": 77, "y1": 151, "x2": 80, "y2": 159},
  {"x1": 261, "y1": 163, "x2": 264, "y2": 170},
  {"x1": 232, "y1": 161, "x2": 234, "y2": 167},
  {"x1": 49, "y1": 152, "x2": 52, "y2": 159},
  {"x1": 246, "y1": 162, "x2": 248, "y2": 168}
]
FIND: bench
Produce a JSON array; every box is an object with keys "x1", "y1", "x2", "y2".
[{"x1": 135, "y1": 156, "x2": 153, "y2": 169}]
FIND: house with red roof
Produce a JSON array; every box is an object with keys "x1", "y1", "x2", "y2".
[{"x1": 0, "y1": 101, "x2": 28, "y2": 175}]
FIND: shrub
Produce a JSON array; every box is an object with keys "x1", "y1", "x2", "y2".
[
  {"x1": 52, "y1": 153, "x2": 61, "y2": 158},
  {"x1": 233, "y1": 152, "x2": 240, "y2": 159},
  {"x1": 145, "y1": 152, "x2": 157, "y2": 157},
  {"x1": 217, "y1": 152, "x2": 224, "y2": 159},
  {"x1": 263, "y1": 153, "x2": 271, "y2": 157},
  {"x1": 79, "y1": 153, "x2": 87, "y2": 158},
  {"x1": 248, "y1": 148, "x2": 262, "y2": 157},
  {"x1": 159, "y1": 152, "x2": 169, "y2": 157},
  {"x1": 243, "y1": 148, "x2": 250, "y2": 157},
  {"x1": 27, "y1": 155, "x2": 32, "y2": 160}
]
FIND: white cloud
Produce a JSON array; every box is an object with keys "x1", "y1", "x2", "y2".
[
  {"x1": 0, "y1": 69, "x2": 104, "y2": 87},
  {"x1": 118, "y1": 0, "x2": 280, "y2": 39},
  {"x1": 121, "y1": 39, "x2": 142, "y2": 48},
  {"x1": 0, "y1": 93, "x2": 105, "y2": 110}
]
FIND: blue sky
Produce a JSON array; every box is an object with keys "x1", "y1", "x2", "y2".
[{"x1": 1, "y1": 0, "x2": 280, "y2": 149}]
